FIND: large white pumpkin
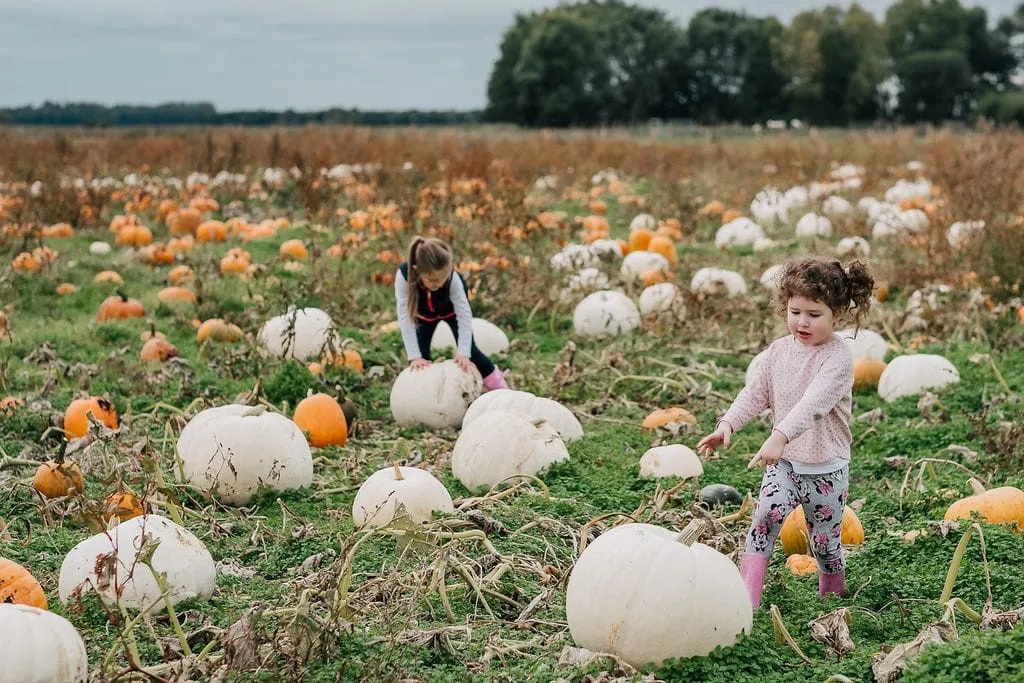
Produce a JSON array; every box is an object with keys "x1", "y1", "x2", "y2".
[
  {"x1": 822, "y1": 196, "x2": 854, "y2": 219},
  {"x1": 620, "y1": 251, "x2": 670, "y2": 282},
  {"x1": 565, "y1": 523, "x2": 752, "y2": 668},
  {"x1": 573, "y1": 290, "x2": 641, "y2": 338},
  {"x1": 451, "y1": 409, "x2": 569, "y2": 490},
  {"x1": 878, "y1": 354, "x2": 960, "y2": 402},
  {"x1": 461, "y1": 389, "x2": 583, "y2": 442},
  {"x1": 715, "y1": 217, "x2": 765, "y2": 248},
  {"x1": 390, "y1": 359, "x2": 482, "y2": 429},
  {"x1": 947, "y1": 220, "x2": 984, "y2": 248},
  {"x1": 794, "y1": 212, "x2": 833, "y2": 239},
  {"x1": 836, "y1": 328, "x2": 887, "y2": 362},
  {"x1": 352, "y1": 465, "x2": 455, "y2": 529},
  {"x1": 639, "y1": 282, "x2": 685, "y2": 317},
  {"x1": 782, "y1": 185, "x2": 809, "y2": 210},
  {"x1": 58, "y1": 514, "x2": 216, "y2": 612},
  {"x1": 257, "y1": 306, "x2": 339, "y2": 360},
  {"x1": 559, "y1": 267, "x2": 612, "y2": 304},
  {"x1": 0, "y1": 604, "x2": 88, "y2": 683},
  {"x1": 177, "y1": 404, "x2": 314, "y2": 505},
  {"x1": 430, "y1": 318, "x2": 510, "y2": 357},
  {"x1": 690, "y1": 268, "x2": 747, "y2": 297},
  {"x1": 551, "y1": 243, "x2": 599, "y2": 271},
  {"x1": 639, "y1": 445, "x2": 703, "y2": 480},
  {"x1": 750, "y1": 188, "x2": 789, "y2": 227}
]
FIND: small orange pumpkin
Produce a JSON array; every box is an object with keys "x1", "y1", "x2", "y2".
[
  {"x1": 0, "y1": 558, "x2": 47, "y2": 609},
  {"x1": 168, "y1": 265, "x2": 195, "y2": 286},
  {"x1": 647, "y1": 235, "x2": 677, "y2": 266},
  {"x1": 56, "y1": 283, "x2": 78, "y2": 296},
  {"x1": 11, "y1": 252, "x2": 42, "y2": 272},
  {"x1": 94, "y1": 270, "x2": 124, "y2": 285},
  {"x1": 102, "y1": 491, "x2": 146, "y2": 523},
  {"x1": 33, "y1": 456, "x2": 85, "y2": 499},
  {"x1": 196, "y1": 318, "x2": 244, "y2": 344},
  {"x1": 168, "y1": 208, "x2": 202, "y2": 235},
  {"x1": 41, "y1": 223, "x2": 74, "y2": 238},
  {"x1": 641, "y1": 407, "x2": 696, "y2": 430},
  {"x1": 853, "y1": 359, "x2": 886, "y2": 391},
  {"x1": 115, "y1": 223, "x2": 153, "y2": 247},
  {"x1": 97, "y1": 290, "x2": 145, "y2": 322},
  {"x1": 721, "y1": 208, "x2": 742, "y2": 224},
  {"x1": 944, "y1": 478, "x2": 1024, "y2": 532},
  {"x1": 628, "y1": 228, "x2": 653, "y2": 253},
  {"x1": 189, "y1": 196, "x2": 219, "y2": 213},
  {"x1": 785, "y1": 554, "x2": 818, "y2": 576},
  {"x1": 324, "y1": 348, "x2": 364, "y2": 374},
  {"x1": 196, "y1": 220, "x2": 227, "y2": 243},
  {"x1": 279, "y1": 239, "x2": 308, "y2": 260},
  {"x1": 140, "y1": 337, "x2": 178, "y2": 362},
  {"x1": 220, "y1": 248, "x2": 251, "y2": 275},
  {"x1": 640, "y1": 268, "x2": 671, "y2": 286},
  {"x1": 157, "y1": 199, "x2": 179, "y2": 222},
  {"x1": 64, "y1": 396, "x2": 119, "y2": 439},
  {"x1": 780, "y1": 506, "x2": 864, "y2": 556},
  {"x1": 293, "y1": 392, "x2": 348, "y2": 447},
  {"x1": 157, "y1": 287, "x2": 197, "y2": 304},
  {"x1": 167, "y1": 236, "x2": 194, "y2": 255}
]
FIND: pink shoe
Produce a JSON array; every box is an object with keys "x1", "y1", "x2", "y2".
[
  {"x1": 739, "y1": 553, "x2": 769, "y2": 609},
  {"x1": 482, "y1": 368, "x2": 511, "y2": 391},
  {"x1": 819, "y1": 570, "x2": 846, "y2": 598}
]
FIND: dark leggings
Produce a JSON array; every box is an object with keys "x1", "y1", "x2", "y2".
[{"x1": 415, "y1": 318, "x2": 495, "y2": 377}]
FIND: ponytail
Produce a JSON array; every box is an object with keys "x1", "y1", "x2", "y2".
[
  {"x1": 843, "y1": 260, "x2": 875, "y2": 330},
  {"x1": 405, "y1": 236, "x2": 453, "y2": 322},
  {"x1": 406, "y1": 237, "x2": 425, "y2": 322}
]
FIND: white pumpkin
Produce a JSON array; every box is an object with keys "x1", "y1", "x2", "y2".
[
  {"x1": 822, "y1": 196, "x2": 854, "y2": 219},
  {"x1": 588, "y1": 238, "x2": 623, "y2": 261},
  {"x1": 836, "y1": 328, "x2": 887, "y2": 362},
  {"x1": 858, "y1": 196, "x2": 883, "y2": 215},
  {"x1": 390, "y1": 359, "x2": 482, "y2": 429},
  {"x1": 878, "y1": 354, "x2": 960, "y2": 402},
  {"x1": 573, "y1": 290, "x2": 641, "y2": 338},
  {"x1": 639, "y1": 445, "x2": 703, "y2": 480},
  {"x1": 461, "y1": 389, "x2": 583, "y2": 442},
  {"x1": 451, "y1": 409, "x2": 569, "y2": 490},
  {"x1": 900, "y1": 209, "x2": 929, "y2": 233},
  {"x1": 750, "y1": 188, "x2": 789, "y2": 227},
  {"x1": 0, "y1": 604, "x2": 88, "y2": 683},
  {"x1": 176, "y1": 404, "x2": 313, "y2": 505},
  {"x1": 759, "y1": 264, "x2": 784, "y2": 292},
  {"x1": 430, "y1": 318, "x2": 510, "y2": 357},
  {"x1": 752, "y1": 236, "x2": 778, "y2": 252},
  {"x1": 794, "y1": 212, "x2": 833, "y2": 239},
  {"x1": 352, "y1": 465, "x2": 455, "y2": 529},
  {"x1": 58, "y1": 514, "x2": 216, "y2": 612},
  {"x1": 884, "y1": 178, "x2": 931, "y2": 204},
  {"x1": 690, "y1": 268, "x2": 747, "y2": 297},
  {"x1": 620, "y1": 251, "x2": 670, "y2": 282},
  {"x1": 89, "y1": 241, "x2": 112, "y2": 255},
  {"x1": 565, "y1": 523, "x2": 752, "y2": 668},
  {"x1": 715, "y1": 217, "x2": 765, "y2": 248},
  {"x1": 836, "y1": 236, "x2": 870, "y2": 259},
  {"x1": 551, "y1": 243, "x2": 599, "y2": 271},
  {"x1": 257, "y1": 306, "x2": 339, "y2": 360},
  {"x1": 782, "y1": 186, "x2": 809, "y2": 210},
  {"x1": 629, "y1": 213, "x2": 657, "y2": 232},
  {"x1": 947, "y1": 220, "x2": 985, "y2": 249},
  {"x1": 639, "y1": 282, "x2": 685, "y2": 317},
  {"x1": 559, "y1": 267, "x2": 612, "y2": 304}
]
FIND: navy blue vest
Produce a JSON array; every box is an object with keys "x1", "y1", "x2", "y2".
[{"x1": 399, "y1": 262, "x2": 468, "y2": 322}]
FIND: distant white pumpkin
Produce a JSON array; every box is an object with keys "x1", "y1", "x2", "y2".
[
  {"x1": 639, "y1": 282, "x2": 686, "y2": 317},
  {"x1": 759, "y1": 264, "x2": 784, "y2": 292},
  {"x1": 620, "y1": 251, "x2": 670, "y2": 282},
  {"x1": 782, "y1": 186, "x2": 809, "y2": 210},
  {"x1": 352, "y1": 465, "x2": 455, "y2": 529},
  {"x1": 58, "y1": 514, "x2": 216, "y2": 612},
  {"x1": 565, "y1": 523, "x2": 752, "y2": 668},
  {"x1": 752, "y1": 237, "x2": 778, "y2": 252},
  {"x1": 258, "y1": 306, "x2": 339, "y2": 360},
  {"x1": 639, "y1": 445, "x2": 703, "y2": 480},
  {"x1": 558, "y1": 267, "x2": 612, "y2": 304},
  {"x1": 690, "y1": 268, "x2": 747, "y2": 297},
  {"x1": 462, "y1": 389, "x2": 583, "y2": 442},
  {"x1": 836, "y1": 328, "x2": 887, "y2": 362},
  {"x1": 89, "y1": 241, "x2": 112, "y2": 255},
  {"x1": 390, "y1": 359, "x2": 482, "y2": 429},
  {"x1": 715, "y1": 217, "x2": 766, "y2": 248},
  {"x1": 0, "y1": 604, "x2": 88, "y2": 683},
  {"x1": 794, "y1": 212, "x2": 833, "y2": 239},
  {"x1": 750, "y1": 188, "x2": 789, "y2": 227},
  {"x1": 177, "y1": 404, "x2": 314, "y2": 505},
  {"x1": 629, "y1": 213, "x2": 657, "y2": 232},
  {"x1": 947, "y1": 220, "x2": 985, "y2": 249},
  {"x1": 573, "y1": 290, "x2": 641, "y2": 338},
  {"x1": 451, "y1": 409, "x2": 569, "y2": 490},
  {"x1": 878, "y1": 354, "x2": 960, "y2": 402},
  {"x1": 550, "y1": 243, "x2": 599, "y2": 271},
  {"x1": 822, "y1": 196, "x2": 854, "y2": 219},
  {"x1": 430, "y1": 318, "x2": 510, "y2": 356},
  {"x1": 836, "y1": 236, "x2": 870, "y2": 259}
]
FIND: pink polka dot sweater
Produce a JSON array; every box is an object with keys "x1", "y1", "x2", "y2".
[{"x1": 720, "y1": 334, "x2": 854, "y2": 469}]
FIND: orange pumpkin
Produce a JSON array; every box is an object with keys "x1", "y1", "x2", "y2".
[
  {"x1": 157, "y1": 199, "x2": 179, "y2": 222},
  {"x1": 307, "y1": 362, "x2": 324, "y2": 375},
  {"x1": 33, "y1": 459, "x2": 85, "y2": 498},
  {"x1": 0, "y1": 558, "x2": 47, "y2": 609},
  {"x1": 168, "y1": 265, "x2": 194, "y2": 286},
  {"x1": 157, "y1": 286, "x2": 196, "y2": 303},
  {"x1": 641, "y1": 407, "x2": 696, "y2": 430},
  {"x1": 617, "y1": 238, "x2": 631, "y2": 256},
  {"x1": 94, "y1": 270, "x2": 124, "y2": 284},
  {"x1": 853, "y1": 359, "x2": 886, "y2": 391},
  {"x1": 139, "y1": 242, "x2": 175, "y2": 266},
  {"x1": 41, "y1": 223, "x2": 74, "y2": 238},
  {"x1": 196, "y1": 318, "x2": 244, "y2": 344},
  {"x1": 780, "y1": 506, "x2": 864, "y2": 556},
  {"x1": 140, "y1": 337, "x2": 178, "y2": 362},
  {"x1": 698, "y1": 200, "x2": 725, "y2": 217},
  {"x1": 647, "y1": 235, "x2": 677, "y2": 266},
  {"x1": 97, "y1": 291, "x2": 145, "y2": 322},
  {"x1": 721, "y1": 208, "x2": 743, "y2": 224},
  {"x1": 220, "y1": 248, "x2": 251, "y2": 275},
  {"x1": 102, "y1": 491, "x2": 146, "y2": 523},
  {"x1": 279, "y1": 239, "x2": 308, "y2": 260},
  {"x1": 324, "y1": 349, "x2": 364, "y2": 374},
  {"x1": 115, "y1": 223, "x2": 153, "y2": 247},
  {"x1": 640, "y1": 268, "x2": 671, "y2": 286},
  {"x1": 588, "y1": 200, "x2": 607, "y2": 214},
  {"x1": 167, "y1": 236, "x2": 194, "y2": 255},
  {"x1": 1, "y1": 396, "x2": 25, "y2": 413},
  {"x1": 785, "y1": 554, "x2": 818, "y2": 576},
  {"x1": 944, "y1": 478, "x2": 1024, "y2": 532},
  {"x1": 196, "y1": 220, "x2": 227, "y2": 243},
  {"x1": 168, "y1": 208, "x2": 202, "y2": 235},
  {"x1": 293, "y1": 393, "x2": 348, "y2": 447},
  {"x1": 64, "y1": 396, "x2": 119, "y2": 439},
  {"x1": 628, "y1": 228, "x2": 653, "y2": 253},
  {"x1": 56, "y1": 283, "x2": 78, "y2": 296},
  {"x1": 11, "y1": 252, "x2": 42, "y2": 272},
  {"x1": 189, "y1": 196, "x2": 219, "y2": 213}
]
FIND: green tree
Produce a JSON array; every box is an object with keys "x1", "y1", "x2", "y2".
[
  {"x1": 683, "y1": 9, "x2": 751, "y2": 123},
  {"x1": 738, "y1": 18, "x2": 789, "y2": 123},
  {"x1": 895, "y1": 49, "x2": 976, "y2": 121}
]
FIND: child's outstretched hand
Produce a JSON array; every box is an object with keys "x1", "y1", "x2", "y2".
[
  {"x1": 410, "y1": 358, "x2": 432, "y2": 371},
  {"x1": 697, "y1": 423, "x2": 733, "y2": 457},
  {"x1": 454, "y1": 355, "x2": 472, "y2": 373},
  {"x1": 747, "y1": 431, "x2": 787, "y2": 469}
]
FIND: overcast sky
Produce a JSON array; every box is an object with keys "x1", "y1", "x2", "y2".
[{"x1": 0, "y1": 0, "x2": 1018, "y2": 111}]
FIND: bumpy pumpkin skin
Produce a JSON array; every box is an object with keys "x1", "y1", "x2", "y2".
[
  {"x1": 780, "y1": 505, "x2": 864, "y2": 556},
  {"x1": 0, "y1": 558, "x2": 48, "y2": 609}
]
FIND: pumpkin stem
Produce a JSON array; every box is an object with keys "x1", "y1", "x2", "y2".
[
  {"x1": 393, "y1": 464, "x2": 404, "y2": 480},
  {"x1": 674, "y1": 518, "x2": 708, "y2": 546},
  {"x1": 241, "y1": 378, "x2": 264, "y2": 406},
  {"x1": 241, "y1": 405, "x2": 267, "y2": 418},
  {"x1": 114, "y1": 287, "x2": 128, "y2": 302},
  {"x1": 55, "y1": 438, "x2": 68, "y2": 464},
  {"x1": 940, "y1": 524, "x2": 976, "y2": 603},
  {"x1": 967, "y1": 477, "x2": 986, "y2": 495}
]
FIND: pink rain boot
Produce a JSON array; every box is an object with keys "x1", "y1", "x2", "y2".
[
  {"x1": 482, "y1": 368, "x2": 511, "y2": 391},
  {"x1": 819, "y1": 570, "x2": 846, "y2": 599},
  {"x1": 739, "y1": 553, "x2": 769, "y2": 609}
]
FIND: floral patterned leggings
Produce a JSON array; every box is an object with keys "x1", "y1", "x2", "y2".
[{"x1": 744, "y1": 459, "x2": 850, "y2": 574}]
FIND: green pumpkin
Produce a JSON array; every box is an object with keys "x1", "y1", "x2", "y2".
[{"x1": 698, "y1": 483, "x2": 742, "y2": 508}]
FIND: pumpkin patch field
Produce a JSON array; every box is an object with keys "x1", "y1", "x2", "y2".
[{"x1": 2, "y1": 126, "x2": 1024, "y2": 682}]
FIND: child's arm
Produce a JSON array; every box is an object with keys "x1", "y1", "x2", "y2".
[
  {"x1": 448, "y1": 275, "x2": 473, "y2": 359},
  {"x1": 718, "y1": 348, "x2": 773, "y2": 434},
  {"x1": 773, "y1": 346, "x2": 853, "y2": 443},
  {"x1": 393, "y1": 269, "x2": 423, "y2": 361}
]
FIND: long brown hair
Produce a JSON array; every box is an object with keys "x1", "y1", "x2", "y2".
[
  {"x1": 775, "y1": 256, "x2": 875, "y2": 329},
  {"x1": 406, "y1": 236, "x2": 454, "y2": 320}
]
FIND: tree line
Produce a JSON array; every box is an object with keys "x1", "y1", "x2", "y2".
[{"x1": 484, "y1": 0, "x2": 1024, "y2": 127}]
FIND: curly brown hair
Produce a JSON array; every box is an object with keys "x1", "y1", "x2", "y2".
[{"x1": 775, "y1": 256, "x2": 875, "y2": 328}]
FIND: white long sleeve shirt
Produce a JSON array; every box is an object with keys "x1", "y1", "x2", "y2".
[{"x1": 394, "y1": 267, "x2": 473, "y2": 359}]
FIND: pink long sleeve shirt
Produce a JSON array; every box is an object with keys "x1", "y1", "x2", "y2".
[{"x1": 720, "y1": 334, "x2": 854, "y2": 474}]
